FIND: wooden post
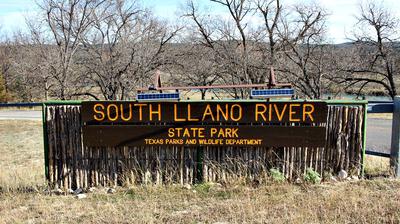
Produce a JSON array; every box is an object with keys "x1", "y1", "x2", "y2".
[
  {"x1": 196, "y1": 147, "x2": 204, "y2": 183},
  {"x1": 390, "y1": 96, "x2": 400, "y2": 177},
  {"x1": 42, "y1": 103, "x2": 49, "y2": 181}
]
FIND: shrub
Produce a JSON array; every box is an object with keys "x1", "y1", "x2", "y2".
[
  {"x1": 269, "y1": 168, "x2": 285, "y2": 182},
  {"x1": 304, "y1": 168, "x2": 321, "y2": 184},
  {"x1": 194, "y1": 182, "x2": 212, "y2": 194}
]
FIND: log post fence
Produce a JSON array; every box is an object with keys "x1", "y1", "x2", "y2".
[{"x1": 38, "y1": 100, "x2": 368, "y2": 188}]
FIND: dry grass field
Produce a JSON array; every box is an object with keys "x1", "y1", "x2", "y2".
[
  {"x1": 0, "y1": 120, "x2": 44, "y2": 191},
  {"x1": 0, "y1": 120, "x2": 399, "y2": 223}
]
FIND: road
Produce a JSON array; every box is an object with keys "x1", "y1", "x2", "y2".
[
  {"x1": 0, "y1": 110, "x2": 392, "y2": 154},
  {"x1": 366, "y1": 118, "x2": 391, "y2": 154},
  {"x1": 0, "y1": 110, "x2": 42, "y2": 120}
]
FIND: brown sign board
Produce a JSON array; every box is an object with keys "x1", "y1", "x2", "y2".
[
  {"x1": 81, "y1": 101, "x2": 328, "y2": 148},
  {"x1": 82, "y1": 125, "x2": 327, "y2": 147},
  {"x1": 82, "y1": 101, "x2": 328, "y2": 124}
]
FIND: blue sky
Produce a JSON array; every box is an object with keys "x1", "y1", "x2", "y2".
[{"x1": 0, "y1": 0, "x2": 399, "y2": 43}]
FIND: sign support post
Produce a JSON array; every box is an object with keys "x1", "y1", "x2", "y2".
[{"x1": 390, "y1": 96, "x2": 400, "y2": 177}]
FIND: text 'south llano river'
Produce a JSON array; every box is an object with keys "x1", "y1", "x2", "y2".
[{"x1": 90, "y1": 102, "x2": 317, "y2": 122}]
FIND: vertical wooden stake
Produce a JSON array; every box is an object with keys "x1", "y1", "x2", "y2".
[
  {"x1": 390, "y1": 96, "x2": 400, "y2": 177},
  {"x1": 196, "y1": 146, "x2": 204, "y2": 183}
]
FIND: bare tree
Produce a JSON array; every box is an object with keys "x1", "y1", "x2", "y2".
[
  {"x1": 0, "y1": 23, "x2": 12, "y2": 99},
  {"x1": 36, "y1": 0, "x2": 105, "y2": 99},
  {"x1": 277, "y1": 3, "x2": 329, "y2": 99},
  {"x1": 78, "y1": 0, "x2": 180, "y2": 100},
  {"x1": 0, "y1": 41, "x2": 12, "y2": 98},
  {"x1": 5, "y1": 0, "x2": 384, "y2": 102},
  {"x1": 0, "y1": 33, "x2": 11, "y2": 102},
  {"x1": 17, "y1": 19, "x2": 63, "y2": 101},
  {"x1": 183, "y1": 0, "x2": 257, "y2": 98},
  {"x1": 170, "y1": 45, "x2": 221, "y2": 99},
  {"x1": 254, "y1": 0, "x2": 282, "y2": 67},
  {"x1": 340, "y1": 1, "x2": 399, "y2": 99},
  {"x1": 183, "y1": 0, "x2": 332, "y2": 99}
]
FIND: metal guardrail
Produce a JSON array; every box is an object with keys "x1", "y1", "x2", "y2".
[
  {"x1": 367, "y1": 101, "x2": 393, "y2": 113},
  {"x1": 365, "y1": 150, "x2": 391, "y2": 158}
]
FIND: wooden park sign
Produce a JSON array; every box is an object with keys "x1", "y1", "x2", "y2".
[{"x1": 82, "y1": 101, "x2": 328, "y2": 148}]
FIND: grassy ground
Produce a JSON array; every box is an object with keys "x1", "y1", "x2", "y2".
[
  {"x1": 364, "y1": 156, "x2": 392, "y2": 177},
  {"x1": 0, "y1": 120, "x2": 399, "y2": 223},
  {"x1": 1, "y1": 180, "x2": 400, "y2": 223},
  {"x1": 0, "y1": 120, "x2": 44, "y2": 191}
]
